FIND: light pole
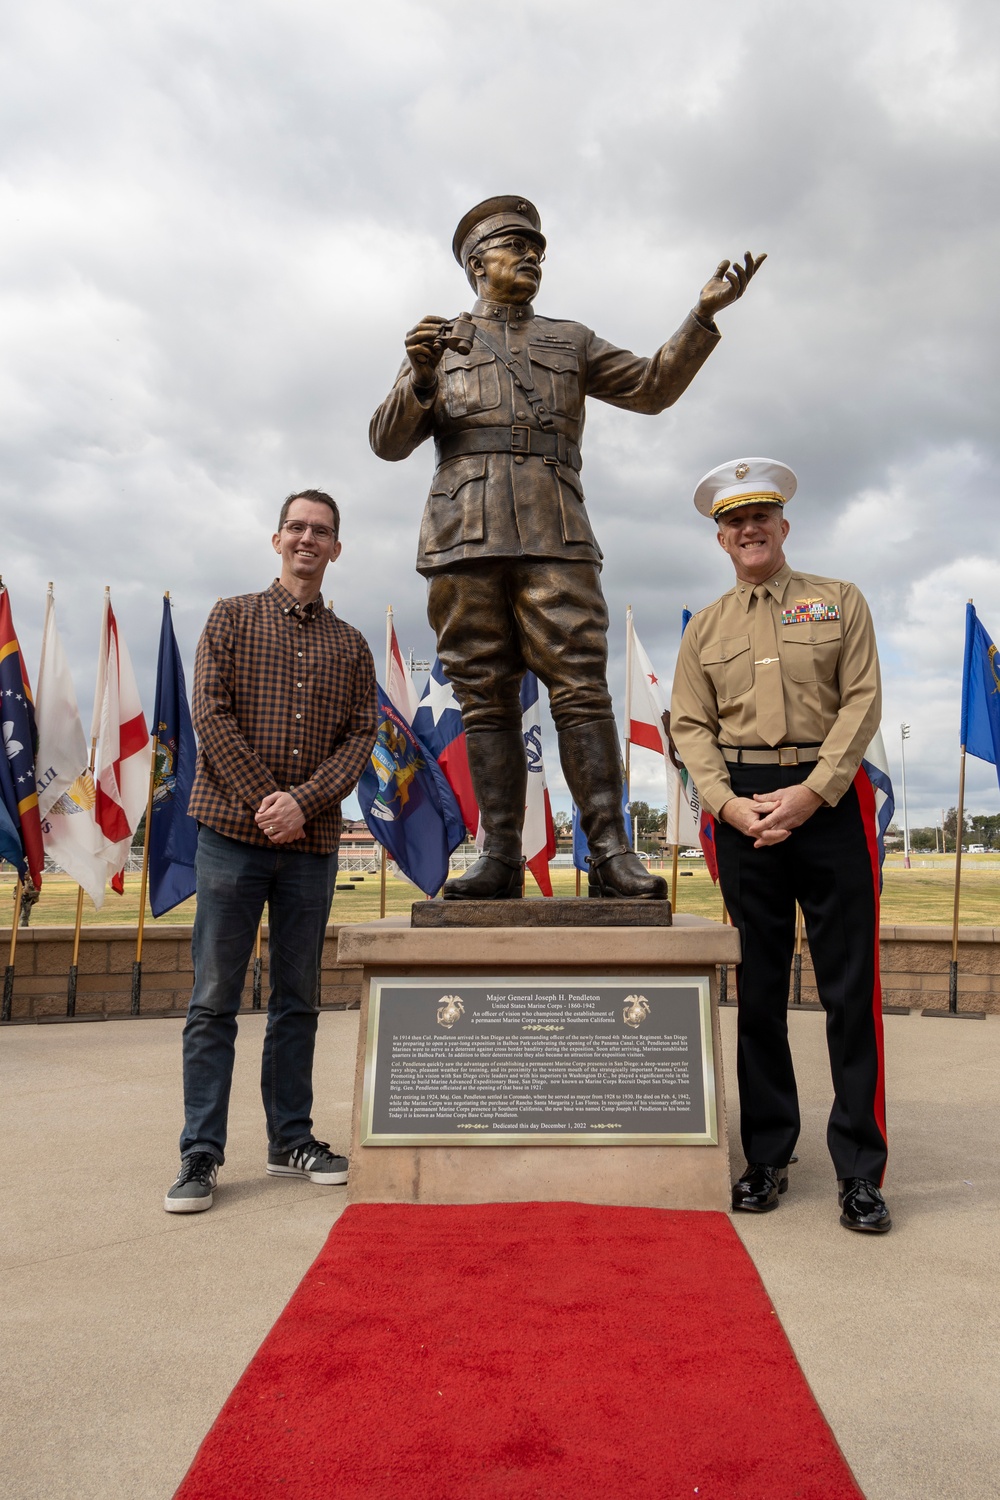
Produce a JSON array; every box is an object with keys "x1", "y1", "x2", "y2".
[{"x1": 900, "y1": 723, "x2": 911, "y2": 869}]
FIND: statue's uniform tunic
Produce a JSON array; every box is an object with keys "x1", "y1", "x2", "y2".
[
  {"x1": 370, "y1": 297, "x2": 719, "y2": 733},
  {"x1": 671, "y1": 562, "x2": 888, "y2": 1184}
]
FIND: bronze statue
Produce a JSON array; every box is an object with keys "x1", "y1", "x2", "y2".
[{"x1": 370, "y1": 196, "x2": 765, "y2": 900}]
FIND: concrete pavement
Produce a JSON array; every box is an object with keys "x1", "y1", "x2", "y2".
[{"x1": 2, "y1": 1006, "x2": 997, "y2": 1499}]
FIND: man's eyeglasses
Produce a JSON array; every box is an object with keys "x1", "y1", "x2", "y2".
[{"x1": 282, "y1": 521, "x2": 337, "y2": 543}]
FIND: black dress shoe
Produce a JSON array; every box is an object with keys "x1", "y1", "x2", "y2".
[
  {"x1": 588, "y1": 851, "x2": 668, "y2": 899},
  {"x1": 441, "y1": 855, "x2": 523, "y2": 901},
  {"x1": 838, "y1": 1178, "x2": 892, "y2": 1233},
  {"x1": 732, "y1": 1162, "x2": 789, "y2": 1213}
]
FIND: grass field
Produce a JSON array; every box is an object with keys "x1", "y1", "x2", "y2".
[{"x1": 2, "y1": 855, "x2": 997, "y2": 930}]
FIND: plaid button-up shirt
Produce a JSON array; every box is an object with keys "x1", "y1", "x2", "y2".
[{"x1": 187, "y1": 580, "x2": 377, "y2": 855}]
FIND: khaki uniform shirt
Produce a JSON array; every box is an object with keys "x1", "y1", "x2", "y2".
[
  {"x1": 671, "y1": 563, "x2": 882, "y2": 817},
  {"x1": 369, "y1": 298, "x2": 720, "y2": 575}
]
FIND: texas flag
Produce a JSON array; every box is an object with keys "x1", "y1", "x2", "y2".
[
  {"x1": 412, "y1": 658, "x2": 479, "y2": 838},
  {"x1": 518, "y1": 672, "x2": 557, "y2": 896}
]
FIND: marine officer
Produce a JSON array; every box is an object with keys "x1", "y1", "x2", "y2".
[
  {"x1": 670, "y1": 458, "x2": 891, "y2": 1233},
  {"x1": 370, "y1": 196, "x2": 765, "y2": 900}
]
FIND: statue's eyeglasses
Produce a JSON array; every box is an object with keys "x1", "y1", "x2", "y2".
[
  {"x1": 282, "y1": 521, "x2": 337, "y2": 543},
  {"x1": 487, "y1": 235, "x2": 545, "y2": 262}
]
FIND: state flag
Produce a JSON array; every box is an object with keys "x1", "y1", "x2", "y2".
[
  {"x1": 626, "y1": 610, "x2": 699, "y2": 846},
  {"x1": 34, "y1": 586, "x2": 107, "y2": 905},
  {"x1": 385, "y1": 614, "x2": 420, "y2": 724},
  {"x1": 412, "y1": 657, "x2": 479, "y2": 837},
  {"x1": 148, "y1": 596, "x2": 198, "y2": 917},
  {"x1": 0, "y1": 584, "x2": 44, "y2": 889},
  {"x1": 518, "y1": 672, "x2": 557, "y2": 896},
  {"x1": 358, "y1": 686, "x2": 465, "y2": 895},
  {"x1": 91, "y1": 595, "x2": 151, "y2": 893}
]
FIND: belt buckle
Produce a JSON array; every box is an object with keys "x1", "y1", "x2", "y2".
[
  {"x1": 511, "y1": 426, "x2": 530, "y2": 454},
  {"x1": 778, "y1": 747, "x2": 799, "y2": 766}
]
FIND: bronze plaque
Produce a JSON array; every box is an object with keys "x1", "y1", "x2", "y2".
[{"x1": 360, "y1": 975, "x2": 716, "y2": 1146}]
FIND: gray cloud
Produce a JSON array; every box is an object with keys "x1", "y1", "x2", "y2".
[{"x1": 2, "y1": 0, "x2": 998, "y2": 829}]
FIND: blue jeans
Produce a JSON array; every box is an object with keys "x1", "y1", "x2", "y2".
[{"x1": 179, "y1": 825, "x2": 338, "y2": 1164}]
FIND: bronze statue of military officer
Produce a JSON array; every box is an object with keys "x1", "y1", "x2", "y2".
[{"x1": 370, "y1": 196, "x2": 765, "y2": 899}]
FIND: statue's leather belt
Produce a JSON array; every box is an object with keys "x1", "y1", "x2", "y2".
[
  {"x1": 436, "y1": 426, "x2": 582, "y2": 471},
  {"x1": 721, "y1": 745, "x2": 821, "y2": 765}
]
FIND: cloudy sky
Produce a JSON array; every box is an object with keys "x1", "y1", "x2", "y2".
[{"x1": 3, "y1": 0, "x2": 998, "y2": 829}]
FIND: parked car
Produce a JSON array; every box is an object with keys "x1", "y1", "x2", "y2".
[{"x1": 679, "y1": 848, "x2": 704, "y2": 858}]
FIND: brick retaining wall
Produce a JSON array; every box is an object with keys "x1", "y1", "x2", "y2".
[
  {"x1": 2, "y1": 922, "x2": 997, "y2": 1021},
  {"x1": 0, "y1": 926, "x2": 361, "y2": 1021}
]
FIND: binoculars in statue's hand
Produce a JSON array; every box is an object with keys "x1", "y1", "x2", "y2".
[{"x1": 435, "y1": 315, "x2": 476, "y2": 356}]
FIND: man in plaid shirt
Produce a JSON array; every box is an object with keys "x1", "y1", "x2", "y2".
[{"x1": 165, "y1": 489, "x2": 377, "y2": 1213}]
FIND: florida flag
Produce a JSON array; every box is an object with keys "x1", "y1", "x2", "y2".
[
  {"x1": 626, "y1": 609, "x2": 699, "y2": 846},
  {"x1": 518, "y1": 672, "x2": 557, "y2": 896},
  {"x1": 91, "y1": 594, "x2": 151, "y2": 893},
  {"x1": 412, "y1": 658, "x2": 479, "y2": 837}
]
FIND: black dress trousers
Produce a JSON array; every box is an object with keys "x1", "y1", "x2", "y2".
[{"x1": 715, "y1": 761, "x2": 888, "y2": 1185}]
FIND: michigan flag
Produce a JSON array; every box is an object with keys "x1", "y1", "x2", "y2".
[
  {"x1": 358, "y1": 687, "x2": 465, "y2": 896},
  {"x1": 962, "y1": 603, "x2": 1000, "y2": 785},
  {"x1": 148, "y1": 597, "x2": 198, "y2": 917},
  {"x1": 0, "y1": 584, "x2": 44, "y2": 888}
]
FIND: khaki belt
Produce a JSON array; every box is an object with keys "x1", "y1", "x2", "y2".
[
  {"x1": 436, "y1": 426, "x2": 582, "y2": 471},
  {"x1": 722, "y1": 745, "x2": 821, "y2": 766}
]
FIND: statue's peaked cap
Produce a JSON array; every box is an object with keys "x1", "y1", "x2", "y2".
[{"x1": 453, "y1": 196, "x2": 545, "y2": 266}]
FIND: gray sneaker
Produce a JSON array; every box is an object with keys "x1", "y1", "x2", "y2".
[
  {"x1": 164, "y1": 1152, "x2": 219, "y2": 1213},
  {"x1": 266, "y1": 1139, "x2": 348, "y2": 1185}
]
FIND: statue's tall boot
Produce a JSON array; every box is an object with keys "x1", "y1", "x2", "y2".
[
  {"x1": 558, "y1": 719, "x2": 668, "y2": 900},
  {"x1": 441, "y1": 729, "x2": 526, "y2": 900}
]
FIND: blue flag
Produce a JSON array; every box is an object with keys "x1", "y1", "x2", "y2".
[
  {"x1": 961, "y1": 603, "x2": 1000, "y2": 785},
  {"x1": 0, "y1": 796, "x2": 22, "y2": 870},
  {"x1": 571, "y1": 782, "x2": 632, "y2": 872},
  {"x1": 358, "y1": 686, "x2": 465, "y2": 896},
  {"x1": 148, "y1": 597, "x2": 198, "y2": 917}
]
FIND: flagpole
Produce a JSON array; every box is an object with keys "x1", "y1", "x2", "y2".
[
  {"x1": 132, "y1": 595, "x2": 167, "y2": 1016},
  {"x1": 947, "y1": 598, "x2": 975, "y2": 1016},
  {"x1": 69, "y1": 587, "x2": 109, "y2": 1017},
  {"x1": 2, "y1": 880, "x2": 23, "y2": 1022},
  {"x1": 623, "y1": 605, "x2": 633, "y2": 804},
  {"x1": 380, "y1": 606, "x2": 392, "y2": 920},
  {"x1": 671, "y1": 768, "x2": 680, "y2": 906}
]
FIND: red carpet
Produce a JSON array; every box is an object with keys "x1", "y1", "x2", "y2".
[{"x1": 174, "y1": 1202, "x2": 863, "y2": 1500}]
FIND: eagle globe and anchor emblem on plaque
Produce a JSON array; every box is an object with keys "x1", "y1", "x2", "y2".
[
  {"x1": 622, "y1": 994, "x2": 651, "y2": 1029},
  {"x1": 437, "y1": 994, "x2": 465, "y2": 1028}
]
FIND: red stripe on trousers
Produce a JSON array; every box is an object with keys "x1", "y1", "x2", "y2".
[{"x1": 852, "y1": 766, "x2": 888, "y2": 1180}]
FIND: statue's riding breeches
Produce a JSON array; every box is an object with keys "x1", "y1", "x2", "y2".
[{"x1": 426, "y1": 559, "x2": 613, "y2": 734}]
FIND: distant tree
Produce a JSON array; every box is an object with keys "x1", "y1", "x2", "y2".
[
  {"x1": 909, "y1": 827, "x2": 937, "y2": 851},
  {"x1": 943, "y1": 806, "x2": 971, "y2": 851},
  {"x1": 969, "y1": 812, "x2": 1000, "y2": 849},
  {"x1": 552, "y1": 809, "x2": 572, "y2": 834}
]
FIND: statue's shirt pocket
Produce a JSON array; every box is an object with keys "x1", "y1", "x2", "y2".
[
  {"x1": 527, "y1": 342, "x2": 581, "y2": 418},
  {"x1": 441, "y1": 349, "x2": 502, "y2": 418}
]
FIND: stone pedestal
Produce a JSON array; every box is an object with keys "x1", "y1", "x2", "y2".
[{"x1": 339, "y1": 914, "x2": 739, "y2": 1212}]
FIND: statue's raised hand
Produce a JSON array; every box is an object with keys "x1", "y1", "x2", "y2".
[{"x1": 695, "y1": 251, "x2": 766, "y2": 322}]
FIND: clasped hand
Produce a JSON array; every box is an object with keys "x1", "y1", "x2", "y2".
[
  {"x1": 721, "y1": 784, "x2": 823, "y2": 848},
  {"x1": 255, "y1": 791, "x2": 306, "y2": 844}
]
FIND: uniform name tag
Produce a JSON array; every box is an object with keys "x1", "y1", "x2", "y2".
[{"x1": 781, "y1": 599, "x2": 841, "y2": 626}]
